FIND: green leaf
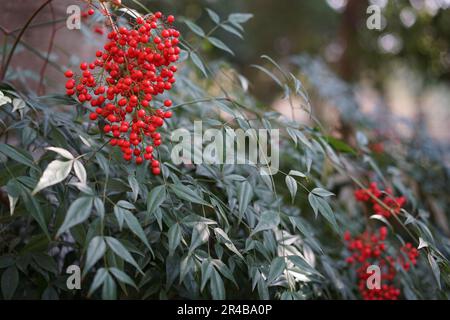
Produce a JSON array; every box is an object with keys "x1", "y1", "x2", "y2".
[
  {"x1": 190, "y1": 52, "x2": 207, "y2": 77},
  {"x1": 88, "y1": 268, "x2": 108, "y2": 296},
  {"x1": 285, "y1": 175, "x2": 297, "y2": 202},
  {"x1": 84, "y1": 236, "x2": 106, "y2": 275},
  {"x1": 5, "y1": 179, "x2": 19, "y2": 216},
  {"x1": 57, "y1": 196, "x2": 94, "y2": 237},
  {"x1": 101, "y1": 273, "x2": 117, "y2": 300},
  {"x1": 19, "y1": 186, "x2": 50, "y2": 239},
  {"x1": 94, "y1": 197, "x2": 105, "y2": 220},
  {"x1": 95, "y1": 153, "x2": 110, "y2": 176},
  {"x1": 113, "y1": 205, "x2": 126, "y2": 230},
  {"x1": 1, "y1": 266, "x2": 18, "y2": 300},
  {"x1": 46, "y1": 146, "x2": 74, "y2": 159},
  {"x1": 123, "y1": 210, "x2": 152, "y2": 252},
  {"x1": 220, "y1": 24, "x2": 243, "y2": 39},
  {"x1": 289, "y1": 170, "x2": 306, "y2": 178},
  {"x1": 128, "y1": 175, "x2": 139, "y2": 202},
  {"x1": 32, "y1": 160, "x2": 73, "y2": 195},
  {"x1": 288, "y1": 255, "x2": 323, "y2": 277},
  {"x1": 33, "y1": 254, "x2": 57, "y2": 274},
  {"x1": 428, "y1": 253, "x2": 441, "y2": 289},
  {"x1": 207, "y1": 37, "x2": 234, "y2": 56},
  {"x1": 206, "y1": 8, "x2": 220, "y2": 24},
  {"x1": 147, "y1": 185, "x2": 166, "y2": 214},
  {"x1": 214, "y1": 228, "x2": 244, "y2": 259},
  {"x1": 308, "y1": 193, "x2": 339, "y2": 232},
  {"x1": 211, "y1": 260, "x2": 238, "y2": 287},
  {"x1": 201, "y1": 260, "x2": 213, "y2": 292},
  {"x1": 0, "y1": 143, "x2": 36, "y2": 168},
  {"x1": 168, "y1": 223, "x2": 182, "y2": 256},
  {"x1": 210, "y1": 268, "x2": 225, "y2": 300},
  {"x1": 311, "y1": 188, "x2": 335, "y2": 198},
  {"x1": 116, "y1": 200, "x2": 135, "y2": 210},
  {"x1": 250, "y1": 64, "x2": 283, "y2": 88},
  {"x1": 268, "y1": 257, "x2": 285, "y2": 284},
  {"x1": 73, "y1": 160, "x2": 87, "y2": 185},
  {"x1": 238, "y1": 181, "x2": 253, "y2": 217},
  {"x1": 250, "y1": 211, "x2": 280, "y2": 236},
  {"x1": 189, "y1": 223, "x2": 209, "y2": 254},
  {"x1": 180, "y1": 255, "x2": 194, "y2": 283},
  {"x1": 170, "y1": 183, "x2": 209, "y2": 206},
  {"x1": 105, "y1": 237, "x2": 143, "y2": 274},
  {"x1": 184, "y1": 20, "x2": 205, "y2": 37},
  {"x1": 228, "y1": 13, "x2": 253, "y2": 24},
  {"x1": 22, "y1": 127, "x2": 37, "y2": 147},
  {"x1": 109, "y1": 267, "x2": 137, "y2": 289},
  {"x1": 324, "y1": 136, "x2": 356, "y2": 155}
]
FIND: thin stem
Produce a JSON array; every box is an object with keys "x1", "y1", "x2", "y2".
[
  {"x1": 0, "y1": 0, "x2": 53, "y2": 81},
  {"x1": 38, "y1": 2, "x2": 56, "y2": 95}
]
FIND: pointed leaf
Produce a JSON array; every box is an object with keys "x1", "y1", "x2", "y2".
[
  {"x1": 250, "y1": 211, "x2": 280, "y2": 236},
  {"x1": 84, "y1": 236, "x2": 106, "y2": 275},
  {"x1": 285, "y1": 175, "x2": 297, "y2": 202},
  {"x1": 57, "y1": 196, "x2": 93, "y2": 237},
  {"x1": 238, "y1": 181, "x2": 253, "y2": 216},
  {"x1": 46, "y1": 147, "x2": 74, "y2": 159},
  {"x1": 1, "y1": 266, "x2": 18, "y2": 300},
  {"x1": 147, "y1": 185, "x2": 166, "y2": 214},
  {"x1": 32, "y1": 160, "x2": 73, "y2": 195},
  {"x1": 73, "y1": 160, "x2": 87, "y2": 185},
  {"x1": 105, "y1": 237, "x2": 142, "y2": 274},
  {"x1": 168, "y1": 223, "x2": 182, "y2": 256}
]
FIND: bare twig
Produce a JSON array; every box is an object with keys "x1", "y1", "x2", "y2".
[{"x1": 0, "y1": 0, "x2": 53, "y2": 81}]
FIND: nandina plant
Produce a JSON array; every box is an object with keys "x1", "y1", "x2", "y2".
[{"x1": 0, "y1": 0, "x2": 449, "y2": 300}]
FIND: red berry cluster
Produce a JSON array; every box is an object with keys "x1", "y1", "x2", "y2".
[
  {"x1": 354, "y1": 182, "x2": 406, "y2": 218},
  {"x1": 65, "y1": 11, "x2": 180, "y2": 175},
  {"x1": 344, "y1": 227, "x2": 419, "y2": 300}
]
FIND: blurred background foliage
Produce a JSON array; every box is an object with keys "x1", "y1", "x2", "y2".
[{"x1": 146, "y1": 0, "x2": 450, "y2": 92}]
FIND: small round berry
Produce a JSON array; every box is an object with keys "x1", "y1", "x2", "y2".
[
  {"x1": 88, "y1": 8, "x2": 95, "y2": 15},
  {"x1": 167, "y1": 15, "x2": 175, "y2": 24},
  {"x1": 64, "y1": 70, "x2": 73, "y2": 78},
  {"x1": 145, "y1": 146, "x2": 153, "y2": 153},
  {"x1": 164, "y1": 99, "x2": 172, "y2": 107},
  {"x1": 161, "y1": 30, "x2": 170, "y2": 38},
  {"x1": 164, "y1": 111, "x2": 173, "y2": 118},
  {"x1": 137, "y1": 109, "x2": 146, "y2": 118},
  {"x1": 151, "y1": 160, "x2": 160, "y2": 167},
  {"x1": 89, "y1": 113, "x2": 98, "y2": 120},
  {"x1": 118, "y1": 98, "x2": 128, "y2": 106},
  {"x1": 152, "y1": 167, "x2": 161, "y2": 175}
]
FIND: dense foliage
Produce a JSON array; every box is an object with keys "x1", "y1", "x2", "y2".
[{"x1": 0, "y1": 1, "x2": 449, "y2": 300}]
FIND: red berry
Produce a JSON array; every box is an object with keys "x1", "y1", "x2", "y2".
[
  {"x1": 137, "y1": 109, "x2": 146, "y2": 118},
  {"x1": 164, "y1": 111, "x2": 172, "y2": 118},
  {"x1": 65, "y1": 70, "x2": 73, "y2": 78},
  {"x1": 167, "y1": 15, "x2": 175, "y2": 24}
]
